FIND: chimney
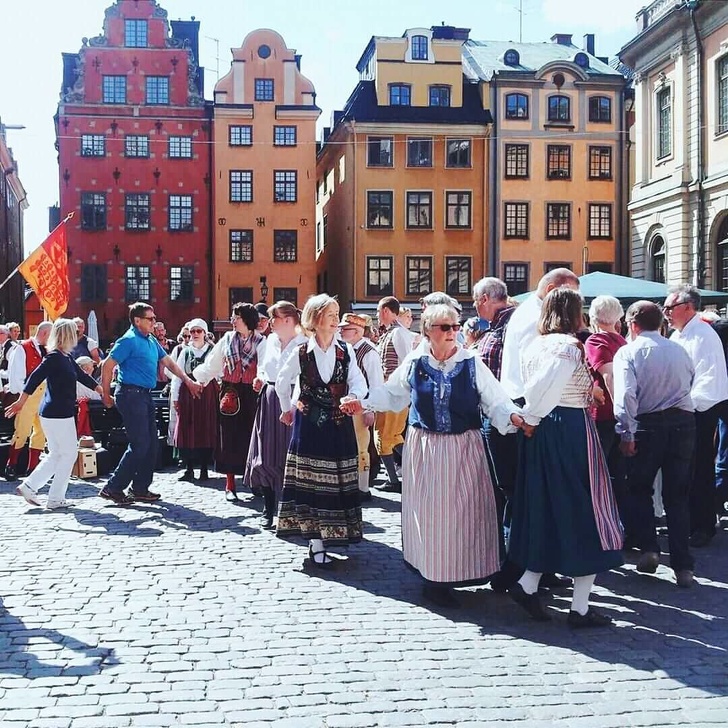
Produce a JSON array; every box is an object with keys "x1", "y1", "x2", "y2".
[
  {"x1": 550, "y1": 33, "x2": 573, "y2": 46},
  {"x1": 431, "y1": 25, "x2": 470, "y2": 41},
  {"x1": 583, "y1": 34, "x2": 595, "y2": 56}
]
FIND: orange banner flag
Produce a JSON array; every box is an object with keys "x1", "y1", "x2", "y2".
[{"x1": 18, "y1": 216, "x2": 71, "y2": 321}]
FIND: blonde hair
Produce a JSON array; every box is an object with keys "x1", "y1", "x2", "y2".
[
  {"x1": 48, "y1": 318, "x2": 78, "y2": 354},
  {"x1": 301, "y1": 294, "x2": 338, "y2": 334},
  {"x1": 268, "y1": 300, "x2": 301, "y2": 325}
]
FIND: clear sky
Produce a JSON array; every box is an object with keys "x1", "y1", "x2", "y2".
[{"x1": 0, "y1": 0, "x2": 645, "y2": 254}]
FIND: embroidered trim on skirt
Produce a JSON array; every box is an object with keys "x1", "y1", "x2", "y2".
[
  {"x1": 215, "y1": 382, "x2": 257, "y2": 475},
  {"x1": 277, "y1": 410, "x2": 362, "y2": 547},
  {"x1": 509, "y1": 405, "x2": 624, "y2": 577},
  {"x1": 244, "y1": 383, "x2": 292, "y2": 497},
  {"x1": 403, "y1": 427, "x2": 500, "y2": 586}
]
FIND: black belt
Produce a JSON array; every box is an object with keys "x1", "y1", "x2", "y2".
[
  {"x1": 117, "y1": 383, "x2": 153, "y2": 393},
  {"x1": 638, "y1": 407, "x2": 692, "y2": 419}
]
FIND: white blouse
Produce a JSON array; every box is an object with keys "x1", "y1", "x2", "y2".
[
  {"x1": 257, "y1": 333, "x2": 308, "y2": 384},
  {"x1": 275, "y1": 336, "x2": 368, "y2": 413},
  {"x1": 363, "y1": 342, "x2": 520, "y2": 436}
]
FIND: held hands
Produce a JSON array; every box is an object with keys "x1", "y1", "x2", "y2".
[
  {"x1": 279, "y1": 409, "x2": 294, "y2": 426},
  {"x1": 620, "y1": 440, "x2": 636, "y2": 457},
  {"x1": 510, "y1": 413, "x2": 536, "y2": 438},
  {"x1": 592, "y1": 384, "x2": 606, "y2": 407},
  {"x1": 173, "y1": 401, "x2": 180, "y2": 412},
  {"x1": 4, "y1": 400, "x2": 24, "y2": 419},
  {"x1": 102, "y1": 393, "x2": 114, "y2": 409},
  {"x1": 339, "y1": 397, "x2": 363, "y2": 417},
  {"x1": 252, "y1": 377, "x2": 264, "y2": 394},
  {"x1": 185, "y1": 378, "x2": 203, "y2": 399}
]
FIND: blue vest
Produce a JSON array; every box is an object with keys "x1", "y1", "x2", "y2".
[{"x1": 407, "y1": 356, "x2": 481, "y2": 435}]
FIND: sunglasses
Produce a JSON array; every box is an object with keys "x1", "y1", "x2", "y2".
[
  {"x1": 141, "y1": 316, "x2": 157, "y2": 322},
  {"x1": 663, "y1": 302, "x2": 688, "y2": 312},
  {"x1": 190, "y1": 328, "x2": 204, "y2": 334},
  {"x1": 431, "y1": 323, "x2": 461, "y2": 332}
]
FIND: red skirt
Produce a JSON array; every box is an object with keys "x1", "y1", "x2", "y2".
[{"x1": 175, "y1": 379, "x2": 219, "y2": 451}]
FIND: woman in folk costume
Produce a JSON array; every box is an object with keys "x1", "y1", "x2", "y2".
[
  {"x1": 508, "y1": 288, "x2": 623, "y2": 628},
  {"x1": 244, "y1": 301, "x2": 307, "y2": 529},
  {"x1": 194, "y1": 303, "x2": 266, "y2": 501},
  {"x1": 343, "y1": 304, "x2": 529, "y2": 608},
  {"x1": 275, "y1": 294, "x2": 367, "y2": 567},
  {"x1": 171, "y1": 318, "x2": 218, "y2": 483},
  {"x1": 166, "y1": 324, "x2": 191, "y2": 450}
]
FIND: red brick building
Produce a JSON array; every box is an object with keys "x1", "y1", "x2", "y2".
[{"x1": 56, "y1": 0, "x2": 211, "y2": 342}]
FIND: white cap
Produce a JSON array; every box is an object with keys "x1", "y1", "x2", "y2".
[{"x1": 187, "y1": 318, "x2": 209, "y2": 334}]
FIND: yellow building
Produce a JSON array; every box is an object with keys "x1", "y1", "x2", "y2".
[
  {"x1": 316, "y1": 27, "x2": 492, "y2": 312},
  {"x1": 213, "y1": 29, "x2": 320, "y2": 320}
]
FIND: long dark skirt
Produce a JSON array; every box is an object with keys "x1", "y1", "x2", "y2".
[
  {"x1": 244, "y1": 383, "x2": 291, "y2": 498},
  {"x1": 215, "y1": 382, "x2": 257, "y2": 475},
  {"x1": 509, "y1": 406, "x2": 623, "y2": 577},
  {"x1": 176, "y1": 379, "x2": 219, "y2": 451},
  {"x1": 277, "y1": 410, "x2": 362, "y2": 548}
]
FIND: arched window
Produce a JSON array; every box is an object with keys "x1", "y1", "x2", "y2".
[
  {"x1": 651, "y1": 235, "x2": 666, "y2": 284},
  {"x1": 505, "y1": 93, "x2": 529, "y2": 120},
  {"x1": 548, "y1": 95, "x2": 571, "y2": 122},
  {"x1": 716, "y1": 217, "x2": 728, "y2": 291}
]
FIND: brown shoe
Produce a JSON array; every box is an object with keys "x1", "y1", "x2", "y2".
[
  {"x1": 130, "y1": 490, "x2": 161, "y2": 503},
  {"x1": 636, "y1": 551, "x2": 660, "y2": 574},
  {"x1": 675, "y1": 570, "x2": 694, "y2": 589}
]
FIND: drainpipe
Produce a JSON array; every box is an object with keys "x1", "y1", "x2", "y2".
[
  {"x1": 488, "y1": 76, "x2": 498, "y2": 277},
  {"x1": 688, "y1": 0, "x2": 706, "y2": 287},
  {"x1": 206, "y1": 102, "x2": 214, "y2": 322},
  {"x1": 617, "y1": 86, "x2": 626, "y2": 275}
]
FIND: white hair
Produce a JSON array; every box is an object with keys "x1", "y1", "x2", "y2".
[
  {"x1": 473, "y1": 277, "x2": 508, "y2": 302},
  {"x1": 301, "y1": 294, "x2": 338, "y2": 334},
  {"x1": 421, "y1": 304, "x2": 458, "y2": 336},
  {"x1": 588, "y1": 295, "x2": 624, "y2": 329}
]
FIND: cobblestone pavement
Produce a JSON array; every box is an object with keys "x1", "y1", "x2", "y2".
[{"x1": 1, "y1": 467, "x2": 727, "y2": 727}]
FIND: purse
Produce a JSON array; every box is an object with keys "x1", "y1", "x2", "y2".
[{"x1": 219, "y1": 386, "x2": 240, "y2": 416}]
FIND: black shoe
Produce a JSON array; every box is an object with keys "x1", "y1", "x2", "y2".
[
  {"x1": 4, "y1": 465, "x2": 17, "y2": 482},
  {"x1": 507, "y1": 583, "x2": 551, "y2": 621},
  {"x1": 359, "y1": 491, "x2": 373, "y2": 502},
  {"x1": 539, "y1": 573, "x2": 573, "y2": 590},
  {"x1": 178, "y1": 469, "x2": 195, "y2": 482},
  {"x1": 377, "y1": 482, "x2": 402, "y2": 494},
  {"x1": 131, "y1": 490, "x2": 162, "y2": 503},
  {"x1": 489, "y1": 570, "x2": 516, "y2": 594},
  {"x1": 422, "y1": 585, "x2": 460, "y2": 609},
  {"x1": 308, "y1": 544, "x2": 334, "y2": 569},
  {"x1": 690, "y1": 530, "x2": 714, "y2": 548},
  {"x1": 260, "y1": 515, "x2": 274, "y2": 530},
  {"x1": 198, "y1": 469, "x2": 209, "y2": 482},
  {"x1": 225, "y1": 490, "x2": 239, "y2": 502},
  {"x1": 567, "y1": 608, "x2": 612, "y2": 628},
  {"x1": 99, "y1": 488, "x2": 134, "y2": 505}
]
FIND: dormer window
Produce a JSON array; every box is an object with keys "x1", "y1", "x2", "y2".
[
  {"x1": 504, "y1": 49, "x2": 520, "y2": 67},
  {"x1": 389, "y1": 84, "x2": 411, "y2": 106},
  {"x1": 547, "y1": 95, "x2": 571, "y2": 123},
  {"x1": 573, "y1": 52, "x2": 590, "y2": 69},
  {"x1": 411, "y1": 35, "x2": 429, "y2": 61}
]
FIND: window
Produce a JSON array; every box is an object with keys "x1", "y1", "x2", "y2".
[
  {"x1": 587, "y1": 262, "x2": 613, "y2": 274},
  {"x1": 429, "y1": 86, "x2": 450, "y2": 107},
  {"x1": 255, "y1": 78, "x2": 274, "y2": 101},
  {"x1": 589, "y1": 146, "x2": 612, "y2": 179},
  {"x1": 273, "y1": 288, "x2": 298, "y2": 305},
  {"x1": 411, "y1": 35, "x2": 428, "y2": 60},
  {"x1": 230, "y1": 230, "x2": 253, "y2": 262},
  {"x1": 505, "y1": 144, "x2": 529, "y2": 178},
  {"x1": 367, "y1": 137, "x2": 393, "y2": 167},
  {"x1": 102, "y1": 76, "x2": 126, "y2": 104},
  {"x1": 657, "y1": 87, "x2": 672, "y2": 159},
  {"x1": 406, "y1": 257, "x2": 433, "y2": 297},
  {"x1": 125, "y1": 265, "x2": 150, "y2": 302},
  {"x1": 323, "y1": 215, "x2": 328, "y2": 249},
  {"x1": 146, "y1": 76, "x2": 169, "y2": 105},
  {"x1": 445, "y1": 257, "x2": 471, "y2": 296},
  {"x1": 125, "y1": 19, "x2": 147, "y2": 48},
  {"x1": 503, "y1": 263, "x2": 529, "y2": 295},
  {"x1": 81, "y1": 193, "x2": 106, "y2": 230},
  {"x1": 229, "y1": 125, "x2": 252, "y2": 146},
  {"x1": 169, "y1": 136, "x2": 192, "y2": 159},
  {"x1": 81, "y1": 264, "x2": 107, "y2": 302},
  {"x1": 367, "y1": 191, "x2": 393, "y2": 229},
  {"x1": 389, "y1": 84, "x2": 411, "y2": 106},
  {"x1": 274, "y1": 230, "x2": 297, "y2": 262},
  {"x1": 546, "y1": 203, "x2": 571, "y2": 239},
  {"x1": 445, "y1": 192, "x2": 471, "y2": 228},
  {"x1": 446, "y1": 139, "x2": 471, "y2": 168},
  {"x1": 504, "y1": 202, "x2": 528, "y2": 238},
  {"x1": 719, "y1": 56, "x2": 728, "y2": 136},
  {"x1": 125, "y1": 135, "x2": 149, "y2": 158},
  {"x1": 407, "y1": 138, "x2": 433, "y2": 167},
  {"x1": 273, "y1": 171, "x2": 297, "y2": 202},
  {"x1": 274, "y1": 126, "x2": 297, "y2": 146},
  {"x1": 170, "y1": 266, "x2": 194, "y2": 302},
  {"x1": 125, "y1": 193, "x2": 150, "y2": 230},
  {"x1": 504, "y1": 49, "x2": 520, "y2": 66},
  {"x1": 588, "y1": 204, "x2": 612, "y2": 238},
  {"x1": 547, "y1": 145, "x2": 571, "y2": 179},
  {"x1": 547, "y1": 95, "x2": 571, "y2": 123},
  {"x1": 367, "y1": 257, "x2": 393, "y2": 297},
  {"x1": 544, "y1": 262, "x2": 572, "y2": 273},
  {"x1": 81, "y1": 135, "x2": 105, "y2": 157},
  {"x1": 406, "y1": 192, "x2": 433, "y2": 229},
  {"x1": 589, "y1": 96, "x2": 612, "y2": 123},
  {"x1": 169, "y1": 195, "x2": 193, "y2": 231},
  {"x1": 651, "y1": 236, "x2": 666, "y2": 284},
  {"x1": 230, "y1": 171, "x2": 253, "y2": 203},
  {"x1": 505, "y1": 93, "x2": 528, "y2": 119},
  {"x1": 229, "y1": 287, "x2": 253, "y2": 309}
]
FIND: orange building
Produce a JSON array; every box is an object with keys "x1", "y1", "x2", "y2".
[
  {"x1": 212, "y1": 29, "x2": 320, "y2": 321},
  {"x1": 316, "y1": 27, "x2": 492, "y2": 313}
]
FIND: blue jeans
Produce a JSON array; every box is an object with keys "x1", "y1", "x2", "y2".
[
  {"x1": 623, "y1": 409, "x2": 695, "y2": 571},
  {"x1": 716, "y1": 402, "x2": 728, "y2": 500},
  {"x1": 106, "y1": 385, "x2": 158, "y2": 495}
]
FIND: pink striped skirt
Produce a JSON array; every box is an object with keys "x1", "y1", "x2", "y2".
[{"x1": 402, "y1": 427, "x2": 500, "y2": 585}]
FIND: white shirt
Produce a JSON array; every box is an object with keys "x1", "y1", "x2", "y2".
[
  {"x1": 77, "y1": 381, "x2": 102, "y2": 400},
  {"x1": 364, "y1": 342, "x2": 519, "y2": 435},
  {"x1": 257, "y1": 333, "x2": 308, "y2": 384},
  {"x1": 194, "y1": 331, "x2": 267, "y2": 387},
  {"x1": 670, "y1": 314, "x2": 728, "y2": 412},
  {"x1": 500, "y1": 293, "x2": 542, "y2": 399},
  {"x1": 353, "y1": 338, "x2": 385, "y2": 390},
  {"x1": 8, "y1": 339, "x2": 43, "y2": 394},
  {"x1": 170, "y1": 343, "x2": 213, "y2": 402},
  {"x1": 275, "y1": 336, "x2": 367, "y2": 413}
]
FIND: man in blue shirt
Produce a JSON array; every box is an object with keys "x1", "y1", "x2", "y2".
[{"x1": 99, "y1": 302, "x2": 202, "y2": 504}]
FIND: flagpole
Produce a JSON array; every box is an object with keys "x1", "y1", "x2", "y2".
[{"x1": 0, "y1": 211, "x2": 74, "y2": 292}]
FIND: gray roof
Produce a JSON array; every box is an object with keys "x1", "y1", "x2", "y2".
[{"x1": 463, "y1": 39, "x2": 624, "y2": 81}]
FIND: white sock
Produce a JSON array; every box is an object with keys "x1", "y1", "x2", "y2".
[
  {"x1": 518, "y1": 570, "x2": 542, "y2": 595},
  {"x1": 571, "y1": 574, "x2": 596, "y2": 615},
  {"x1": 309, "y1": 539, "x2": 332, "y2": 564},
  {"x1": 358, "y1": 471, "x2": 370, "y2": 494}
]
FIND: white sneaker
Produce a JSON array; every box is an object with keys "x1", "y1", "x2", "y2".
[
  {"x1": 46, "y1": 500, "x2": 72, "y2": 510},
  {"x1": 16, "y1": 483, "x2": 41, "y2": 506}
]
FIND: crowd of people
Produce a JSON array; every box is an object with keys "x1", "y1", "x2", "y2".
[{"x1": 2, "y1": 269, "x2": 727, "y2": 628}]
